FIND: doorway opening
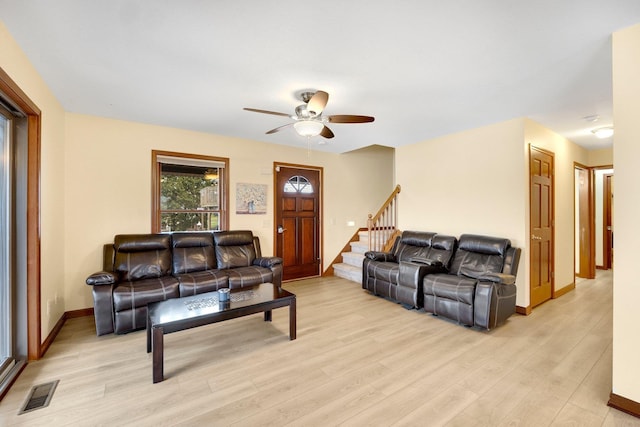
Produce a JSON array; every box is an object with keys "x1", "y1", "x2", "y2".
[{"x1": 573, "y1": 165, "x2": 613, "y2": 280}]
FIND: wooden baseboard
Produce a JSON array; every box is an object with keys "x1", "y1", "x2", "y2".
[
  {"x1": 516, "y1": 305, "x2": 531, "y2": 315},
  {"x1": 66, "y1": 307, "x2": 94, "y2": 318},
  {"x1": 553, "y1": 283, "x2": 575, "y2": 299},
  {"x1": 40, "y1": 308, "x2": 95, "y2": 358},
  {"x1": 608, "y1": 392, "x2": 640, "y2": 419}
]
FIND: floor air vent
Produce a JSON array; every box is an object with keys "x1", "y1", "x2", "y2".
[{"x1": 19, "y1": 380, "x2": 59, "y2": 415}]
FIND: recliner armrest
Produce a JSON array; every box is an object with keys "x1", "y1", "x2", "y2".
[
  {"x1": 408, "y1": 257, "x2": 443, "y2": 268},
  {"x1": 86, "y1": 271, "x2": 117, "y2": 286},
  {"x1": 253, "y1": 256, "x2": 283, "y2": 268},
  {"x1": 364, "y1": 251, "x2": 396, "y2": 262},
  {"x1": 478, "y1": 272, "x2": 516, "y2": 285},
  {"x1": 398, "y1": 260, "x2": 446, "y2": 290}
]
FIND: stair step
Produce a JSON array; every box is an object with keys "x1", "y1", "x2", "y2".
[
  {"x1": 350, "y1": 241, "x2": 369, "y2": 254},
  {"x1": 333, "y1": 263, "x2": 362, "y2": 283},
  {"x1": 342, "y1": 251, "x2": 364, "y2": 268}
]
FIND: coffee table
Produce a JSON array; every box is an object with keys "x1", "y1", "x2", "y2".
[{"x1": 146, "y1": 283, "x2": 296, "y2": 383}]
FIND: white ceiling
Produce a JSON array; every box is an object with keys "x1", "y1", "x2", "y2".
[{"x1": 2, "y1": 1, "x2": 639, "y2": 153}]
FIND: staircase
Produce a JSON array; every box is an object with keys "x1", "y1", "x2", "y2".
[
  {"x1": 331, "y1": 185, "x2": 402, "y2": 284},
  {"x1": 332, "y1": 230, "x2": 369, "y2": 283}
]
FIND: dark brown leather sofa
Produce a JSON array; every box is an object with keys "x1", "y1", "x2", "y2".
[
  {"x1": 423, "y1": 234, "x2": 521, "y2": 330},
  {"x1": 86, "y1": 230, "x2": 282, "y2": 335},
  {"x1": 362, "y1": 231, "x2": 457, "y2": 308},
  {"x1": 363, "y1": 231, "x2": 521, "y2": 330}
]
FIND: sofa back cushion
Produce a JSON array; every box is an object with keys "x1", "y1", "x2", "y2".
[
  {"x1": 214, "y1": 230, "x2": 256, "y2": 269},
  {"x1": 113, "y1": 234, "x2": 172, "y2": 282},
  {"x1": 171, "y1": 232, "x2": 216, "y2": 274},
  {"x1": 395, "y1": 231, "x2": 436, "y2": 263},
  {"x1": 449, "y1": 234, "x2": 510, "y2": 278},
  {"x1": 426, "y1": 234, "x2": 457, "y2": 268}
]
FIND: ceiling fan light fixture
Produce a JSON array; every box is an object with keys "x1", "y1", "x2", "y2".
[
  {"x1": 591, "y1": 126, "x2": 614, "y2": 139},
  {"x1": 294, "y1": 120, "x2": 324, "y2": 137}
]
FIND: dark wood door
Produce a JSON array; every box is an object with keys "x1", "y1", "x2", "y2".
[
  {"x1": 275, "y1": 165, "x2": 321, "y2": 281},
  {"x1": 576, "y1": 166, "x2": 594, "y2": 279},
  {"x1": 604, "y1": 173, "x2": 613, "y2": 270},
  {"x1": 530, "y1": 146, "x2": 554, "y2": 308}
]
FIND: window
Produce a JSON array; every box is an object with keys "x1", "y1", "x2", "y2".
[
  {"x1": 152, "y1": 151, "x2": 229, "y2": 232},
  {"x1": 284, "y1": 175, "x2": 314, "y2": 194}
]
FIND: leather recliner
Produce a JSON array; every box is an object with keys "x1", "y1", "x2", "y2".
[
  {"x1": 86, "y1": 230, "x2": 282, "y2": 335},
  {"x1": 423, "y1": 234, "x2": 521, "y2": 330},
  {"x1": 362, "y1": 231, "x2": 457, "y2": 308}
]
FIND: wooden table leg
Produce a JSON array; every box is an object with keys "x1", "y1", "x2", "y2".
[
  {"x1": 146, "y1": 316, "x2": 151, "y2": 353},
  {"x1": 152, "y1": 326, "x2": 164, "y2": 383},
  {"x1": 264, "y1": 310, "x2": 272, "y2": 322},
  {"x1": 289, "y1": 297, "x2": 296, "y2": 340}
]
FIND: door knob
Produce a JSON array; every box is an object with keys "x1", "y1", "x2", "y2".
[{"x1": 277, "y1": 226, "x2": 287, "y2": 234}]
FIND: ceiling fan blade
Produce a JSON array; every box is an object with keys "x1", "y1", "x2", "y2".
[
  {"x1": 244, "y1": 108, "x2": 291, "y2": 117},
  {"x1": 266, "y1": 123, "x2": 294, "y2": 134},
  {"x1": 328, "y1": 115, "x2": 375, "y2": 123},
  {"x1": 320, "y1": 125, "x2": 335, "y2": 139},
  {"x1": 307, "y1": 91, "x2": 329, "y2": 116}
]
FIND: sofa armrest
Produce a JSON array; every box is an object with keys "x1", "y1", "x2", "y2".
[
  {"x1": 478, "y1": 272, "x2": 516, "y2": 285},
  {"x1": 398, "y1": 261, "x2": 445, "y2": 289},
  {"x1": 253, "y1": 256, "x2": 283, "y2": 268},
  {"x1": 364, "y1": 251, "x2": 396, "y2": 262},
  {"x1": 408, "y1": 257, "x2": 443, "y2": 268},
  {"x1": 86, "y1": 271, "x2": 117, "y2": 286}
]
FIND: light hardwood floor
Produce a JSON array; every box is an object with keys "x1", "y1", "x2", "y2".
[{"x1": 1, "y1": 271, "x2": 639, "y2": 426}]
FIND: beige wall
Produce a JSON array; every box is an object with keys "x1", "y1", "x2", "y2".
[
  {"x1": 0, "y1": 22, "x2": 67, "y2": 336},
  {"x1": 588, "y1": 147, "x2": 613, "y2": 166},
  {"x1": 612, "y1": 22, "x2": 640, "y2": 404},
  {"x1": 64, "y1": 114, "x2": 395, "y2": 311},
  {"x1": 396, "y1": 117, "x2": 590, "y2": 308},
  {"x1": 396, "y1": 118, "x2": 529, "y2": 306}
]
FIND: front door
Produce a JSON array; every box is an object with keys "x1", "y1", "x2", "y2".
[
  {"x1": 530, "y1": 146, "x2": 554, "y2": 308},
  {"x1": 274, "y1": 164, "x2": 321, "y2": 281}
]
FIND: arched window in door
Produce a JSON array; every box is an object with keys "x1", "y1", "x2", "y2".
[{"x1": 283, "y1": 175, "x2": 314, "y2": 194}]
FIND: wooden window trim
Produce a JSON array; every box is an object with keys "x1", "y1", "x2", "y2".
[
  {"x1": 0, "y1": 66, "x2": 41, "y2": 360},
  {"x1": 151, "y1": 150, "x2": 229, "y2": 232}
]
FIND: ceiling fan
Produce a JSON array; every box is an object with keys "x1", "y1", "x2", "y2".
[{"x1": 243, "y1": 90, "x2": 374, "y2": 139}]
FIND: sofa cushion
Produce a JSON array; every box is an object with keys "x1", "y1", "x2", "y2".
[
  {"x1": 176, "y1": 269, "x2": 229, "y2": 297},
  {"x1": 226, "y1": 266, "x2": 273, "y2": 288},
  {"x1": 214, "y1": 231, "x2": 257, "y2": 268},
  {"x1": 394, "y1": 231, "x2": 436, "y2": 263},
  {"x1": 114, "y1": 234, "x2": 172, "y2": 282},
  {"x1": 426, "y1": 235, "x2": 457, "y2": 268},
  {"x1": 457, "y1": 234, "x2": 509, "y2": 256},
  {"x1": 172, "y1": 232, "x2": 216, "y2": 274},
  {"x1": 424, "y1": 274, "x2": 476, "y2": 305},
  {"x1": 112, "y1": 276, "x2": 180, "y2": 312},
  {"x1": 366, "y1": 261, "x2": 400, "y2": 283},
  {"x1": 449, "y1": 235, "x2": 510, "y2": 279}
]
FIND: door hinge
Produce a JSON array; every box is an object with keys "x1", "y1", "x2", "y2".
[{"x1": 551, "y1": 271, "x2": 554, "y2": 279}]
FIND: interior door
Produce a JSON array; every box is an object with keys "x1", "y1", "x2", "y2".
[
  {"x1": 604, "y1": 173, "x2": 613, "y2": 269},
  {"x1": 275, "y1": 165, "x2": 321, "y2": 281},
  {"x1": 530, "y1": 146, "x2": 554, "y2": 308},
  {"x1": 575, "y1": 166, "x2": 594, "y2": 279}
]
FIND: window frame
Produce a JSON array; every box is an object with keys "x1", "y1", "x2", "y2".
[{"x1": 151, "y1": 150, "x2": 229, "y2": 233}]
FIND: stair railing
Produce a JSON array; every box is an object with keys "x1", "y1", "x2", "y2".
[{"x1": 367, "y1": 185, "x2": 401, "y2": 252}]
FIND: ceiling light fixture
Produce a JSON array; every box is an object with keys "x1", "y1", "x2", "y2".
[
  {"x1": 591, "y1": 127, "x2": 614, "y2": 139},
  {"x1": 294, "y1": 120, "x2": 324, "y2": 137}
]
